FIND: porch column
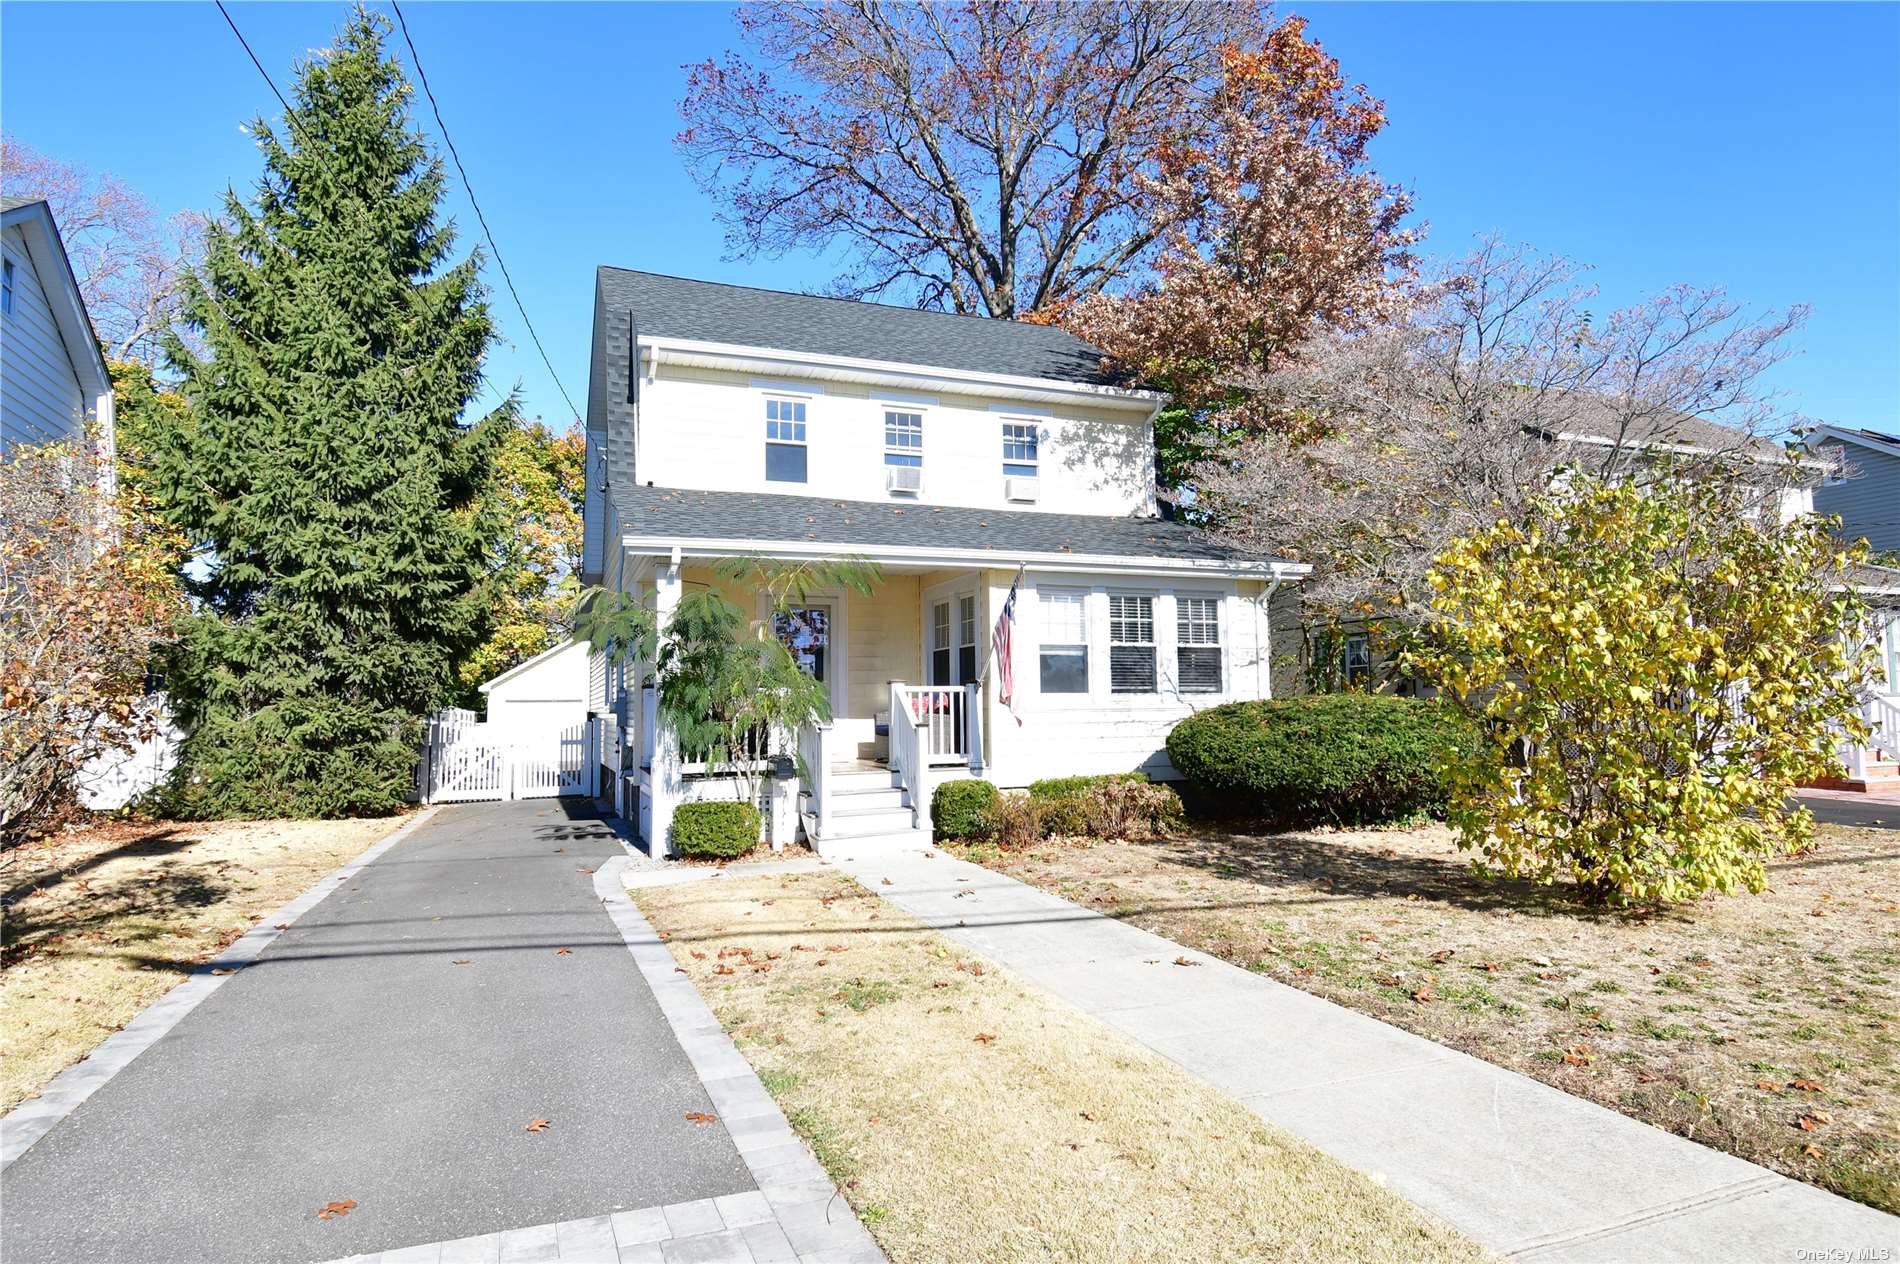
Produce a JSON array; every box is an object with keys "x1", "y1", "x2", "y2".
[{"x1": 647, "y1": 559, "x2": 684, "y2": 858}]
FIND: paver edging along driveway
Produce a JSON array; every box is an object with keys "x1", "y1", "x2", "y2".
[{"x1": 0, "y1": 800, "x2": 758, "y2": 1264}]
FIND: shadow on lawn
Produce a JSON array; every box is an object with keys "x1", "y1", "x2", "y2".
[
  {"x1": 2, "y1": 861, "x2": 235, "y2": 971},
  {"x1": 1144, "y1": 820, "x2": 1651, "y2": 924}
]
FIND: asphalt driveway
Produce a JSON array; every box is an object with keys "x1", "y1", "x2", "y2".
[{"x1": 0, "y1": 800, "x2": 754, "y2": 1264}]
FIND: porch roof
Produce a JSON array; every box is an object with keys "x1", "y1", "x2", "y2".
[{"x1": 615, "y1": 485, "x2": 1306, "y2": 578}]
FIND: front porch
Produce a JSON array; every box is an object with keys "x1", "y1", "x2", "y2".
[{"x1": 616, "y1": 557, "x2": 998, "y2": 856}]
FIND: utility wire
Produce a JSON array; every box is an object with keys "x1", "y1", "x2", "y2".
[
  {"x1": 389, "y1": 0, "x2": 582, "y2": 426},
  {"x1": 214, "y1": 1, "x2": 319, "y2": 151}
]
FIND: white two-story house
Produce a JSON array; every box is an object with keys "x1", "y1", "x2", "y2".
[{"x1": 579, "y1": 268, "x2": 1308, "y2": 854}]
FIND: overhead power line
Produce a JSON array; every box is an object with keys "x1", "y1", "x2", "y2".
[
  {"x1": 213, "y1": 0, "x2": 581, "y2": 425},
  {"x1": 389, "y1": 0, "x2": 582, "y2": 426}
]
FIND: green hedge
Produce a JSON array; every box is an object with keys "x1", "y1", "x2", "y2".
[
  {"x1": 1028, "y1": 772, "x2": 1150, "y2": 837},
  {"x1": 1165, "y1": 694, "x2": 1479, "y2": 825},
  {"x1": 932, "y1": 779, "x2": 1000, "y2": 840},
  {"x1": 672, "y1": 801, "x2": 762, "y2": 859}
]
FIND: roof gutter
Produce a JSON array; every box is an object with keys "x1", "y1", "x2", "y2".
[{"x1": 618, "y1": 532, "x2": 1309, "y2": 581}]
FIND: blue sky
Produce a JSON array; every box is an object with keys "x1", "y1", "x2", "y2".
[{"x1": 4, "y1": 2, "x2": 1895, "y2": 431}]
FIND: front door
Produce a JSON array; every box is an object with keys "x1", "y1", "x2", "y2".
[{"x1": 773, "y1": 603, "x2": 832, "y2": 685}]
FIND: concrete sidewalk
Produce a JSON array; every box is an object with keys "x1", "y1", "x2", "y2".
[{"x1": 831, "y1": 844, "x2": 1900, "y2": 1263}]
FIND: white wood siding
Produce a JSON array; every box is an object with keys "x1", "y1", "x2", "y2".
[
  {"x1": 1, "y1": 223, "x2": 87, "y2": 452},
  {"x1": 978, "y1": 568, "x2": 1274, "y2": 785},
  {"x1": 635, "y1": 362, "x2": 1154, "y2": 517}
]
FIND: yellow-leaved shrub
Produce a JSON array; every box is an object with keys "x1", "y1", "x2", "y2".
[{"x1": 1412, "y1": 473, "x2": 1877, "y2": 905}]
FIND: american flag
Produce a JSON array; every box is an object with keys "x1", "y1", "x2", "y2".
[{"x1": 991, "y1": 570, "x2": 1022, "y2": 725}]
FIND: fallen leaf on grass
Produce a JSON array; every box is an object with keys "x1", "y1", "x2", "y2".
[
  {"x1": 1635, "y1": 1071, "x2": 1659, "y2": 1084},
  {"x1": 555, "y1": 947, "x2": 572, "y2": 956},
  {"x1": 1412, "y1": 984, "x2": 1435, "y2": 1003},
  {"x1": 1755, "y1": 1080, "x2": 1780, "y2": 1093},
  {"x1": 973, "y1": 1032, "x2": 998, "y2": 1044},
  {"x1": 1375, "y1": 973, "x2": 1404, "y2": 988},
  {"x1": 1796, "y1": 1111, "x2": 1833, "y2": 1131},
  {"x1": 880, "y1": 878, "x2": 893, "y2": 886},
  {"x1": 1173, "y1": 956, "x2": 1200, "y2": 967},
  {"x1": 315, "y1": 1199, "x2": 357, "y2": 1220},
  {"x1": 691, "y1": 951, "x2": 706, "y2": 960},
  {"x1": 1479, "y1": 961, "x2": 1499, "y2": 973},
  {"x1": 1429, "y1": 949, "x2": 1454, "y2": 964},
  {"x1": 524, "y1": 1119, "x2": 551, "y2": 1132},
  {"x1": 1080, "y1": 1111, "x2": 1098, "y2": 1121},
  {"x1": 1789, "y1": 1078, "x2": 1824, "y2": 1092},
  {"x1": 824, "y1": 944, "x2": 848, "y2": 953},
  {"x1": 684, "y1": 1111, "x2": 718, "y2": 1125},
  {"x1": 1802, "y1": 1143, "x2": 1824, "y2": 1159},
  {"x1": 713, "y1": 965, "x2": 735, "y2": 976}
]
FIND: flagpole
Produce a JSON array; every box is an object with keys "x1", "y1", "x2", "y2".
[{"x1": 975, "y1": 562, "x2": 1027, "y2": 688}]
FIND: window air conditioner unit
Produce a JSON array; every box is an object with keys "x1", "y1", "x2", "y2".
[
  {"x1": 887, "y1": 465, "x2": 923, "y2": 494},
  {"x1": 1004, "y1": 475, "x2": 1040, "y2": 503}
]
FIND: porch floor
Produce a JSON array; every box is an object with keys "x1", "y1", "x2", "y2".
[{"x1": 831, "y1": 758, "x2": 890, "y2": 774}]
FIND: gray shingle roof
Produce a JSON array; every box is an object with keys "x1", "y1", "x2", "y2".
[
  {"x1": 613, "y1": 484, "x2": 1279, "y2": 567},
  {"x1": 1539, "y1": 392, "x2": 1786, "y2": 460},
  {"x1": 1, "y1": 195, "x2": 42, "y2": 213},
  {"x1": 596, "y1": 267, "x2": 1123, "y2": 387}
]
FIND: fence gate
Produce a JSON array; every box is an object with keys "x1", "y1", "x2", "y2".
[{"x1": 419, "y1": 716, "x2": 598, "y2": 804}]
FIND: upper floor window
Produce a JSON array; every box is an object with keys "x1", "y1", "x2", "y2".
[
  {"x1": 1038, "y1": 588, "x2": 1088, "y2": 694},
  {"x1": 885, "y1": 409, "x2": 923, "y2": 493},
  {"x1": 765, "y1": 397, "x2": 807, "y2": 483},
  {"x1": 1001, "y1": 422, "x2": 1038, "y2": 477},
  {"x1": 1, "y1": 258, "x2": 14, "y2": 316},
  {"x1": 1176, "y1": 596, "x2": 1222, "y2": 693},
  {"x1": 1108, "y1": 594, "x2": 1157, "y2": 694}
]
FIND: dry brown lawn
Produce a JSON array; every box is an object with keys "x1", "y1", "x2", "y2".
[
  {"x1": 635, "y1": 871, "x2": 1488, "y2": 1264},
  {"x1": 2, "y1": 814, "x2": 408, "y2": 1110},
  {"x1": 957, "y1": 821, "x2": 1900, "y2": 1214}
]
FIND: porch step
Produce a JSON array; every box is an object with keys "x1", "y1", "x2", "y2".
[
  {"x1": 829, "y1": 766, "x2": 903, "y2": 793},
  {"x1": 829, "y1": 785, "x2": 909, "y2": 812},
  {"x1": 811, "y1": 826, "x2": 933, "y2": 861},
  {"x1": 822, "y1": 804, "x2": 921, "y2": 839}
]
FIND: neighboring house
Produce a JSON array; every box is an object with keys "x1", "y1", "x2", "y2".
[
  {"x1": 1, "y1": 196, "x2": 115, "y2": 481},
  {"x1": 581, "y1": 268, "x2": 1308, "y2": 856},
  {"x1": 3, "y1": 195, "x2": 175, "y2": 809},
  {"x1": 1812, "y1": 425, "x2": 1900, "y2": 557}
]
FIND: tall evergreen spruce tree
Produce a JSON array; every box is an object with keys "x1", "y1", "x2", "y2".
[{"x1": 150, "y1": 10, "x2": 507, "y2": 817}]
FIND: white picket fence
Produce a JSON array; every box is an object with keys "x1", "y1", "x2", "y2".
[{"x1": 418, "y1": 714, "x2": 600, "y2": 804}]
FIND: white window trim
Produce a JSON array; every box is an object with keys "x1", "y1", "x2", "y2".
[
  {"x1": 1172, "y1": 590, "x2": 1226, "y2": 696},
  {"x1": 1000, "y1": 418, "x2": 1041, "y2": 476},
  {"x1": 1034, "y1": 584, "x2": 1091, "y2": 701},
  {"x1": 763, "y1": 391, "x2": 811, "y2": 486},
  {"x1": 882, "y1": 406, "x2": 925, "y2": 465},
  {"x1": 1106, "y1": 589, "x2": 1161, "y2": 697}
]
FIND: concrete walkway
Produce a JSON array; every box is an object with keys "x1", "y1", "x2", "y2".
[
  {"x1": 831, "y1": 843, "x2": 1900, "y2": 1263},
  {"x1": 1, "y1": 802, "x2": 756, "y2": 1263}
]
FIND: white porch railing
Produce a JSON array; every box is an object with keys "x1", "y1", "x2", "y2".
[
  {"x1": 798, "y1": 720, "x2": 834, "y2": 837},
  {"x1": 1844, "y1": 693, "x2": 1900, "y2": 781},
  {"x1": 894, "y1": 684, "x2": 982, "y2": 767}
]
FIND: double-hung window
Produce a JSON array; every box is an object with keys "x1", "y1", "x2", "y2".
[
  {"x1": 765, "y1": 397, "x2": 807, "y2": 483},
  {"x1": 1, "y1": 258, "x2": 14, "y2": 316},
  {"x1": 1038, "y1": 588, "x2": 1088, "y2": 694},
  {"x1": 1343, "y1": 634, "x2": 1371, "y2": 686},
  {"x1": 884, "y1": 409, "x2": 923, "y2": 490},
  {"x1": 1176, "y1": 596, "x2": 1222, "y2": 693},
  {"x1": 1108, "y1": 594, "x2": 1157, "y2": 694},
  {"x1": 1001, "y1": 422, "x2": 1038, "y2": 477}
]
